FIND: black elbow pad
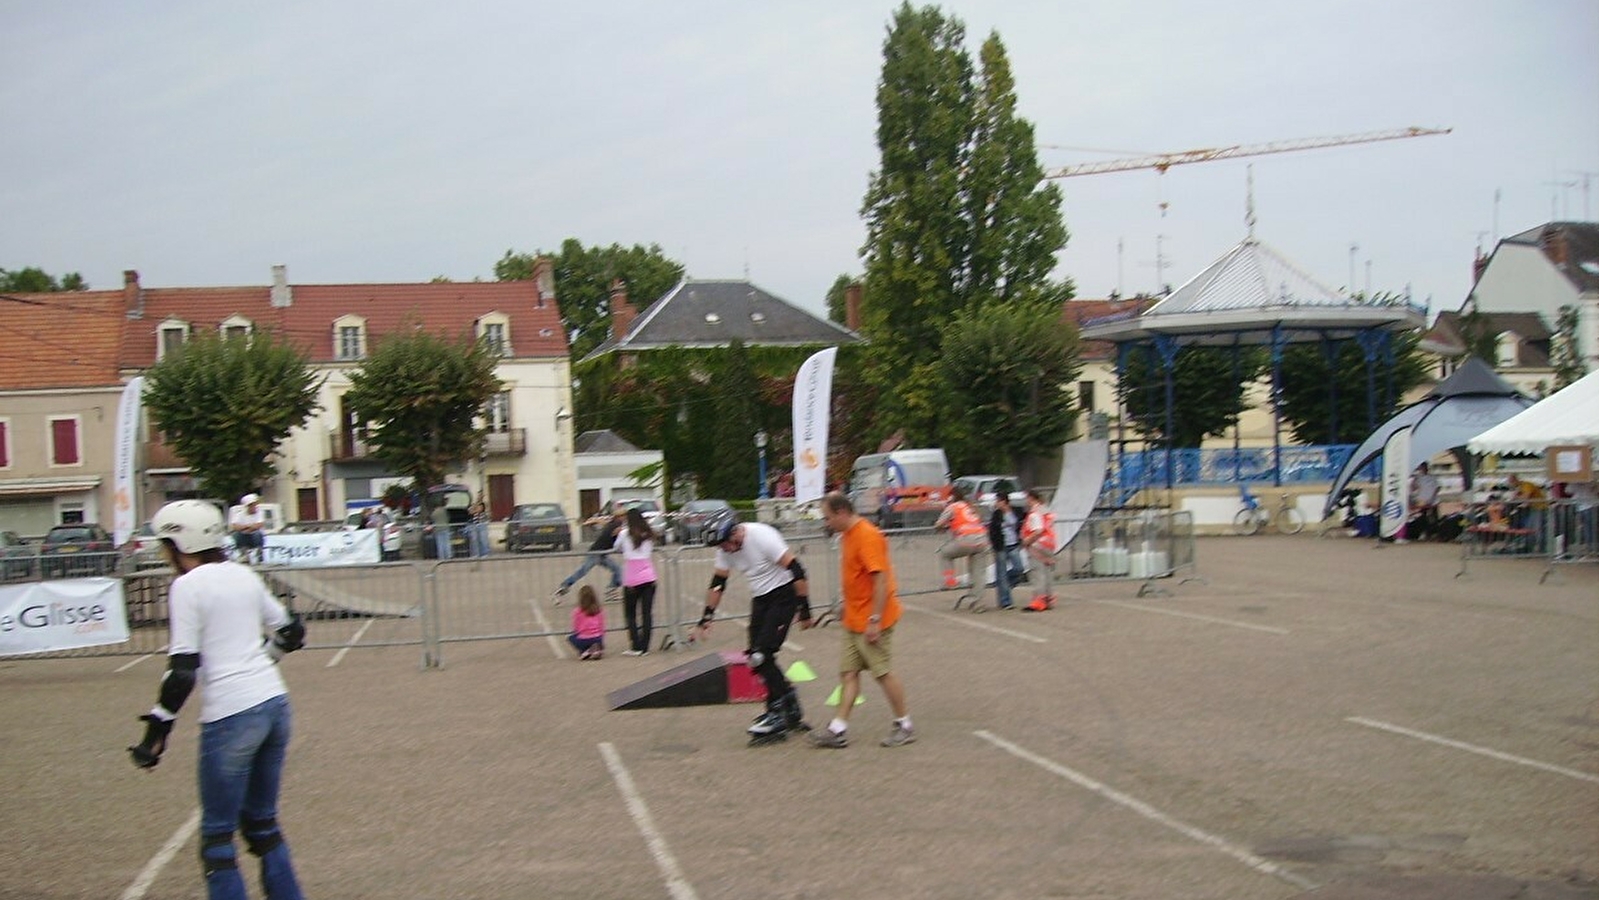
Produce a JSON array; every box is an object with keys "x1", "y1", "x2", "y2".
[{"x1": 786, "y1": 558, "x2": 807, "y2": 581}]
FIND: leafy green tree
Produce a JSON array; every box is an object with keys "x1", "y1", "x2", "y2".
[
  {"x1": 1276, "y1": 333, "x2": 1430, "y2": 444},
  {"x1": 143, "y1": 332, "x2": 322, "y2": 502},
  {"x1": 496, "y1": 240, "x2": 685, "y2": 361},
  {"x1": 825, "y1": 274, "x2": 855, "y2": 326},
  {"x1": 343, "y1": 330, "x2": 503, "y2": 494},
  {"x1": 937, "y1": 303, "x2": 1082, "y2": 475},
  {"x1": 1, "y1": 266, "x2": 87, "y2": 292},
  {"x1": 1118, "y1": 345, "x2": 1267, "y2": 449},
  {"x1": 858, "y1": 4, "x2": 1071, "y2": 446},
  {"x1": 1551, "y1": 304, "x2": 1587, "y2": 389}
]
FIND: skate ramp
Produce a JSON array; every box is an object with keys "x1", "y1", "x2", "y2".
[
  {"x1": 265, "y1": 569, "x2": 422, "y2": 618},
  {"x1": 608, "y1": 651, "x2": 768, "y2": 710},
  {"x1": 1050, "y1": 439, "x2": 1109, "y2": 549}
]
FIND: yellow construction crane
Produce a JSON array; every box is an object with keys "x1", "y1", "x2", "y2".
[{"x1": 1041, "y1": 126, "x2": 1451, "y2": 179}]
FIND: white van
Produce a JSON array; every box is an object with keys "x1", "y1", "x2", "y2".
[{"x1": 848, "y1": 448, "x2": 952, "y2": 528}]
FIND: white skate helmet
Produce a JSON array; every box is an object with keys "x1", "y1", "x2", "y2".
[{"x1": 152, "y1": 500, "x2": 228, "y2": 554}]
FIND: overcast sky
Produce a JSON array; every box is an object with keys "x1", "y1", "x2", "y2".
[{"x1": 3, "y1": 1, "x2": 1595, "y2": 320}]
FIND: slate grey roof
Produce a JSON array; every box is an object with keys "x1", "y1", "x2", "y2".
[
  {"x1": 1499, "y1": 221, "x2": 1599, "y2": 293},
  {"x1": 1423, "y1": 356, "x2": 1523, "y2": 399},
  {"x1": 582, "y1": 279, "x2": 860, "y2": 361},
  {"x1": 1429, "y1": 310, "x2": 1553, "y2": 368},
  {"x1": 574, "y1": 430, "x2": 642, "y2": 453},
  {"x1": 1080, "y1": 237, "x2": 1425, "y2": 346}
]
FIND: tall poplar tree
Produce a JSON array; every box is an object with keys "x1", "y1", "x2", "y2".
[{"x1": 859, "y1": 4, "x2": 1071, "y2": 447}]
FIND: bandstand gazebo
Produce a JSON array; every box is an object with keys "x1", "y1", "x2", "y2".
[{"x1": 1081, "y1": 234, "x2": 1427, "y2": 496}]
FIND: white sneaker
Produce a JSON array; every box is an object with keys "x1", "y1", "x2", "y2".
[{"x1": 622, "y1": 649, "x2": 645, "y2": 657}]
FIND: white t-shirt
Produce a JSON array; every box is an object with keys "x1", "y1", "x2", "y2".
[
  {"x1": 714, "y1": 522, "x2": 793, "y2": 598},
  {"x1": 168, "y1": 560, "x2": 291, "y2": 723},
  {"x1": 229, "y1": 504, "x2": 266, "y2": 531}
]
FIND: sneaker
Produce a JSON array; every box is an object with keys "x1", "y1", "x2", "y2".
[
  {"x1": 589, "y1": 649, "x2": 603, "y2": 660},
  {"x1": 880, "y1": 723, "x2": 916, "y2": 748},
  {"x1": 810, "y1": 729, "x2": 848, "y2": 749},
  {"x1": 622, "y1": 649, "x2": 645, "y2": 657},
  {"x1": 578, "y1": 647, "x2": 594, "y2": 660},
  {"x1": 552, "y1": 586, "x2": 569, "y2": 604}
]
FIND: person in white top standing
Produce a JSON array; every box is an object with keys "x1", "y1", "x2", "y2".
[
  {"x1": 127, "y1": 500, "x2": 306, "y2": 900},
  {"x1": 613, "y1": 507, "x2": 658, "y2": 655}
]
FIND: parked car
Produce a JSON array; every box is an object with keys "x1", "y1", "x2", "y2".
[
  {"x1": 617, "y1": 498, "x2": 669, "y2": 542},
  {"x1": 0, "y1": 530, "x2": 33, "y2": 580},
  {"x1": 342, "y1": 507, "x2": 404, "y2": 560},
  {"x1": 421, "y1": 484, "x2": 474, "y2": 559},
  {"x1": 952, "y1": 475, "x2": 1023, "y2": 514},
  {"x1": 130, "y1": 522, "x2": 168, "y2": 570},
  {"x1": 671, "y1": 499, "x2": 734, "y2": 544},
  {"x1": 504, "y1": 503, "x2": 572, "y2": 552},
  {"x1": 39, "y1": 523, "x2": 117, "y2": 578}
]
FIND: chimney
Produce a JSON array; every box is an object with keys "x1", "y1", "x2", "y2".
[
  {"x1": 608, "y1": 279, "x2": 636, "y2": 341},
  {"x1": 1472, "y1": 248, "x2": 1489, "y2": 284},
  {"x1": 270, "y1": 264, "x2": 292, "y2": 308},
  {"x1": 122, "y1": 270, "x2": 143, "y2": 318},
  {"x1": 532, "y1": 256, "x2": 554, "y2": 309},
  {"x1": 1541, "y1": 226, "x2": 1568, "y2": 267},
  {"x1": 845, "y1": 282, "x2": 863, "y2": 332}
]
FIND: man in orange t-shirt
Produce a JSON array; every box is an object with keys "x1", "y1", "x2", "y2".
[{"x1": 811, "y1": 492, "x2": 915, "y2": 749}]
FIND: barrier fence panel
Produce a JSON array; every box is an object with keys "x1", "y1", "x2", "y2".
[{"x1": 1457, "y1": 498, "x2": 1597, "y2": 580}]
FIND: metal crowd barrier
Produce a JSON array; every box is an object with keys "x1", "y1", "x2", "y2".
[
  {"x1": 1456, "y1": 498, "x2": 1598, "y2": 581},
  {"x1": 5, "y1": 509, "x2": 1200, "y2": 666}
]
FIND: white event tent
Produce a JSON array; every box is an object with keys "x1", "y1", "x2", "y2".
[{"x1": 1466, "y1": 370, "x2": 1599, "y2": 456}]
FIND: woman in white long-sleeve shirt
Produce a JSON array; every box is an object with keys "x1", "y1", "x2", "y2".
[
  {"x1": 613, "y1": 507, "x2": 658, "y2": 655},
  {"x1": 127, "y1": 500, "x2": 306, "y2": 900}
]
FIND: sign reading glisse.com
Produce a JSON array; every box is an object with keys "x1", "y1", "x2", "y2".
[
  {"x1": 263, "y1": 529, "x2": 380, "y2": 567},
  {"x1": 0, "y1": 578, "x2": 129, "y2": 657}
]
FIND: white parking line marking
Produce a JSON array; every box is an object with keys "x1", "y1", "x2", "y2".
[
  {"x1": 908, "y1": 606, "x2": 1048, "y2": 643},
  {"x1": 1346, "y1": 717, "x2": 1599, "y2": 784},
  {"x1": 1092, "y1": 600, "x2": 1289, "y2": 634},
  {"x1": 529, "y1": 596, "x2": 567, "y2": 658},
  {"x1": 116, "y1": 647, "x2": 166, "y2": 673},
  {"x1": 119, "y1": 807, "x2": 199, "y2": 900},
  {"x1": 326, "y1": 619, "x2": 373, "y2": 667},
  {"x1": 599, "y1": 742, "x2": 701, "y2": 900},
  {"x1": 975, "y1": 730, "x2": 1317, "y2": 892}
]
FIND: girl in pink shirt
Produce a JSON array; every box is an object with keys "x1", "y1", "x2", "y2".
[{"x1": 568, "y1": 586, "x2": 606, "y2": 660}]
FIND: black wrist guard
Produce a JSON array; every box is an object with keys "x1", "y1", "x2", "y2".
[
  {"x1": 128, "y1": 713, "x2": 174, "y2": 769},
  {"x1": 698, "y1": 605, "x2": 716, "y2": 627}
]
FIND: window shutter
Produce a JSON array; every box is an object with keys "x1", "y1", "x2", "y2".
[{"x1": 52, "y1": 419, "x2": 79, "y2": 465}]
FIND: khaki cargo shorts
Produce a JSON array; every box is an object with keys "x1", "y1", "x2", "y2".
[{"x1": 839, "y1": 625, "x2": 896, "y2": 678}]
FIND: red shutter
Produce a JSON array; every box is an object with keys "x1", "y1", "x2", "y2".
[
  {"x1": 0, "y1": 421, "x2": 8, "y2": 467},
  {"x1": 52, "y1": 419, "x2": 79, "y2": 465}
]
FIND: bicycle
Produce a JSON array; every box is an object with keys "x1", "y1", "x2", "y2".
[{"x1": 1233, "y1": 485, "x2": 1305, "y2": 535}]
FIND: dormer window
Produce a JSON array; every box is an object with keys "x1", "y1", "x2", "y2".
[
  {"x1": 157, "y1": 319, "x2": 190, "y2": 359},
  {"x1": 220, "y1": 315, "x2": 253, "y2": 342},
  {"x1": 334, "y1": 315, "x2": 367, "y2": 361},
  {"x1": 476, "y1": 313, "x2": 511, "y2": 356}
]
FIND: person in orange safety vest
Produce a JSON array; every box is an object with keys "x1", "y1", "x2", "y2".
[
  {"x1": 934, "y1": 485, "x2": 988, "y2": 590},
  {"x1": 1020, "y1": 489, "x2": 1057, "y2": 611}
]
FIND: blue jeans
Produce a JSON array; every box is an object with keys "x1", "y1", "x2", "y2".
[
  {"x1": 467, "y1": 521, "x2": 490, "y2": 557},
  {"x1": 560, "y1": 552, "x2": 621, "y2": 590},
  {"x1": 993, "y1": 547, "x2": 1024, "y2": 608},
  {"x1": 434, "y1": 526, "x2": 452, "y2": 560},
  {"x1": 197, "y1": 694, "x2": 302, "y2": 900}
]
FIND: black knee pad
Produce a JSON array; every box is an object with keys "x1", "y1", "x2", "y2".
[
  {"x1": 242, "y1": 816, "x2": 284, "y2": 857},
  {"x1": 200, "y1": 832, "x2": 238, "y2": 875}
]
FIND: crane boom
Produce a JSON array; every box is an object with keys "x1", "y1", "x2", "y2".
[{"x1": 1041, "y1": 126, "x2": 1451, "y2": 179}]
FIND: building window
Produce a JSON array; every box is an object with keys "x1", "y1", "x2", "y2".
[
  {"x1": 0, "y1": 419, "x2": 9, "y2": 468},
  {"x1": 333, "y1": 316, "x2": 368, "y2": 362},
  {"x1": 1078, "y1": 380, "x2": 1096, "y2": 413},
  {"x1": 485, "y1": 392, "x2": 511, "y2": 433},
  {"x1": 220, "y1": 315, "x2": 253, "y2": 341},
  {"x1": 50, "y1": 416, "x2": 80, "y2": 466},
  {"x1": 158, "y1": 321, "x2": 189, "y2": 359},
  {"x1": 477, "y1": 314, "x2": 511, "y2": 356}
]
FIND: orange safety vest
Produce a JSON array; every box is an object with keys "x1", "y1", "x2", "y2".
[
  {"x1": 948, "y1": 501, "x2": 985, "y2": 537},
  {"x1": 1023, "y1": 507, "x2": 1057, "y2": 553}
]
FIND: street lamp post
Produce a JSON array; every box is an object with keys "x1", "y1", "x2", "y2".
[{"x1": 755, "y1": 430, "x2": 768, "y2": 500}]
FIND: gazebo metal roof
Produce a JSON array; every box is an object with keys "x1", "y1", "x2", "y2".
[{"x1": 1080, "y1": 238, "x2": 1425, "y2": 346}]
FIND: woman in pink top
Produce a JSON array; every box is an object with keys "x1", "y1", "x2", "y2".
[
  {"x1": 567, "y1": 585, "x2": 606, "y2": 660},
  {"x1": 614, "y1": 507, "x2": 658, "y2": 656}
]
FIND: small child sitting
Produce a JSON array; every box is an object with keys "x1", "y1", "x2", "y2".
[{"x1": 568, "y1": 585, "x2": 606, "y2": 660}]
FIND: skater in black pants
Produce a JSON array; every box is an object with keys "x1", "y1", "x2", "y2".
[{"x1": 692, "y1": 514, "x2": 814, "y2": 743}]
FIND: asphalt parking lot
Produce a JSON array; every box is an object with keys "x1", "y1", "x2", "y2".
[{"x1": 1, "y1": 535, "x2": 1595, "y2": 899}]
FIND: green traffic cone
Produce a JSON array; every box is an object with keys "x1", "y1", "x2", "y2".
[
  {"x1": 825, "y1": 685, "x2": 864, "y2": 707},
  {"x1": 785, "y1": 659, "x2": 817, "y2": 682}
]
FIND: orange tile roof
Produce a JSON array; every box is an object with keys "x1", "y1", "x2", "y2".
[
  {"x1": 117, "y1": 279, "x2": 569, "y2": 369},
  {"x1": 0, "y1": 291, "x2": 126, "y2": 389}
]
